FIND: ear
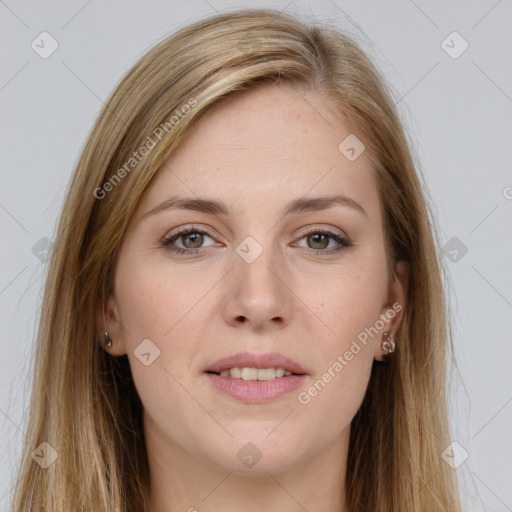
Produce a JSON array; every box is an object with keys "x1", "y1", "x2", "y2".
[
  {"x1": 98, "y1": 294, "x2": 128, "y2": 357},
  {"x1": 374, "y1": 259, "x2": 410, "y2": 360}
]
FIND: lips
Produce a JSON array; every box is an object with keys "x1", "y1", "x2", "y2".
[
  {"x1": 203, "y1": 352, "x2": 308, "y2": 403},
  {"x1": 204, "y1": 352, "x2": 308, "y2": 375}
]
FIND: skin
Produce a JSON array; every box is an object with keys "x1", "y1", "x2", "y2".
[{"x1": 105, "y1": 83, "x2": 410, "y2": 512}]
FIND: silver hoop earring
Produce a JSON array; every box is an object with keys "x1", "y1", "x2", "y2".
[{"x1": 382, "y1": 332, "x2": 395, "y2": 354}]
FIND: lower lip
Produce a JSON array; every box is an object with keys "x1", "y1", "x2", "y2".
[{"x1": 205, "y1": 373, "x2": 307, "y2": 403}]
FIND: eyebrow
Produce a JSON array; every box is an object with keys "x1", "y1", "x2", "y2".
[{"x1": 143, "y1": 194, "x2": 368, "y2": 220}]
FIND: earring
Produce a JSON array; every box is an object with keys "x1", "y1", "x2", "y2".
[
  {"x1": 103, "y1": 308, "x2": 112, "y2": 349},
  {"x1": 381, "y1": 332, "x2": 395, "y2": 354},
  {"x1": 104, "y1": 330, "x2": 113, "y2": 349}
]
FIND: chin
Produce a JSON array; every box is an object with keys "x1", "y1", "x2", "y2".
[{"x1": 200, "y1": 433, "x2": 306, "y2": 475}]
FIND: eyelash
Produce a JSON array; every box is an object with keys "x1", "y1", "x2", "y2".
[{"x1": 161, "y1": 225, "x2": 353, "y2": 257}]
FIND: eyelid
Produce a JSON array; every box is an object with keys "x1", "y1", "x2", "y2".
[
  {"x1": 297, "y1": 224, "x2": 349, "y2": 241},
  {"x1": 162, "y1": 224, "x2": 218, "y2": 241}
]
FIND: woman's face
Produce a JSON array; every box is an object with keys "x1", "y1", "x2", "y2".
[{"x1": 106, "y1": 84, "x2": 408, "y2": 475}]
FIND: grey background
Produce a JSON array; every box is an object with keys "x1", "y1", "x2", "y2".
[{"x1": 1, "y1": 1, "x2": 511, "y2": 510}]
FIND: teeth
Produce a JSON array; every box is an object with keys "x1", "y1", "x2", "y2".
[
  {"x1": 217, "y1": 367, "x2": 294, "y2": 380},
  {"x1": 256, "y1": 368, "x2": 275, "y2": 381},
  {"x1": 230, "y1": 367, "x2": 242, "y2": 378},
  {"x1": 241, "y1": 367, "x2": 258, "y2": 380}
]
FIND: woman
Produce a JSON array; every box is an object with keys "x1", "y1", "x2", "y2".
[{"x1": 12, "y1": 8, "x2": 463, "y2": 512}]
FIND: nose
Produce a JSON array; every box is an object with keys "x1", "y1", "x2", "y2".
[{"x1": 221, "y1": 243, "x2": 292, "y2": 332}]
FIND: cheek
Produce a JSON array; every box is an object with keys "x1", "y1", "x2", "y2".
[
  {"x1": 113, "y1": 257, "x2": 212, "y2": 447},
  {"x1": 312, "y1": 264, "x2": 387, "y2": 347},
  {"x1": 113, "y1": 251, "x2": 214, "y2": 389},
  {"x1": 295, "y1": 262, "x2": 384, "y2": 433},
  {"x1": 295, "y1": 343, "x2": 374, "y2": 447},
  {"x1": 114, "y1": 252, "x2": 204, "y2": 345}
]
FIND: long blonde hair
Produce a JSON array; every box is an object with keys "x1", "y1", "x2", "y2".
[{"x1": 12, "y1": 8, "x2": 462, "y2": 511}]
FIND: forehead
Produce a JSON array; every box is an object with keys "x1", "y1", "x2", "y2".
[{"x1": 135, "y1": 84, "x2": 381, "y2": 223}]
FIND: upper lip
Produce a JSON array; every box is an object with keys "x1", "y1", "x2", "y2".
[{"x1": 204, "y1": 352, "x2": 308, "y2": 375}]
